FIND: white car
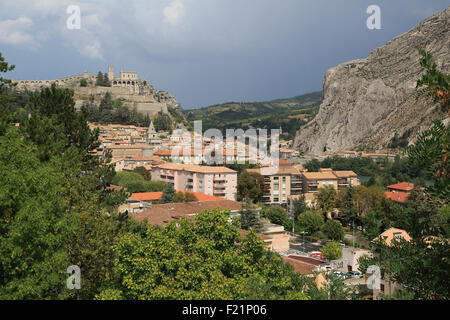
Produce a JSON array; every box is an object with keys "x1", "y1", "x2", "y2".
[{"x1": 346, "y1": 271, "x2": 363, "y2": 279}]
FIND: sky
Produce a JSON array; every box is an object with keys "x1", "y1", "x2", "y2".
[{"x1": 0, "y1": 0, "x2": 448, "y2": 109}]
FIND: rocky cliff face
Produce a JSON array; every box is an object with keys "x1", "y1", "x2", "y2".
[{"x1": 294, "y1": 7, "x2": 449, "y2": 155}]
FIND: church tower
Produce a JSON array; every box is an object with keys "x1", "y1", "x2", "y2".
[
  {"x1": 147, "y1": 121, "x2": 157, "y2": 143},
  {"x1": 108, "y1": 66, "x2": 114, "y2": 83}
]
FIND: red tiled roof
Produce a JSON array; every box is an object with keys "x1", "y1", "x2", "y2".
[
  {"x1": 387, "y1": 182, "x2": 414, "y2": 192},
  {"x1": 130, "y1": 200, "x2": 242, "y2": 226},
  {"x1": 286, "y1": 255, "x2": 324, "y2": 266},
  {"x1": 281, "y1": 256, "x2": 318, "y2": 275},
  {"x1": 385, "y1": 191, "x2": 409, "y2": 203},
  {"x1": 130, "y1": 191, "x2": 225, "y2": 202},
  {"x1": 131, "y1": 192, "x2": 163, "y2": 201},
  {"x1": 279, "y1": 159, "x2": 291, "y2": 167}
]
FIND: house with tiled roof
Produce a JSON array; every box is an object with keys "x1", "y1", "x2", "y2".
[
  {"x1": 385, "y1": 191, "x2": 409, "y2": 204},
  {"x1": 373, "y1": 228, "x2": 412, "y2": 246},
  {"x1": 387, "y1": 182, "x2": 414, "y2": 193},
  {"x1": 129, "y1": 191, "x2": 225, "y2": 204},
  {"x1": 129, "y1": 199, "x2": 242, "y2": 227},
  {"x1": 385, "y1": 182, "x2": 414, "y2": 204}
]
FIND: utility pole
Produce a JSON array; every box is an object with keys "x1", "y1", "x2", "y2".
[
  {"x1": 352, "y1": 218, "x2": 355, "y2": 248},
  {"x1": 289, "y1": 198, "x2": 295, "y2": 234}
]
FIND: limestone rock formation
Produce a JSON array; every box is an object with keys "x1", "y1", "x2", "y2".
[{"x1": 294, "y1": 7, "x2": 449, "y2": 155}]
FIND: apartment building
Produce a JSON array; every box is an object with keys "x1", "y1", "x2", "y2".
[
  {"x1": 152, "y1": 163, "x2": 238, "y2": 201},
  {"x1": 302, "y1": 168, "x2": 359, "y2": 193},
  {"x1": 248, "y1": 167, "x2": 360, "y2": 206},
  {"x1": 247, "y1": 167, "x2": 304, "y2": 205}
]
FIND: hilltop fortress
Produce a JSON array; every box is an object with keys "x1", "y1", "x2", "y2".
[{"x1": 13, "y1": 66, "x2": 179, "y2": 116}]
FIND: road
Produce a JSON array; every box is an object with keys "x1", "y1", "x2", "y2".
[{"x1": 289, "y1": 237, "x2": 322, "y2": 253}]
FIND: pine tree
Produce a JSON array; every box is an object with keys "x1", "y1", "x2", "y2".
[
  {"x1": 96, "y1": 71, "x2": 104, "y2": 86},
  {"x1": 239, "y1": 199, "x2": 264, "y2": 232},
  {"x1": 160, "y1": 183, "x2": 176, "y2": 204}
]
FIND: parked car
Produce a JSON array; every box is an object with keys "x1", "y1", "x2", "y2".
[
  {"x1": 339, "y1": 242, "x2": 348, "y2": 248},
  {"x1": 322, "y1": 265, "x2": 334, "y2": 272},
  {"x1": 332, "y1": 271, "x2": 347, "y2": 280},
  {"x1": 345, "y1": 271, "x2": 363, "y2": 279}
]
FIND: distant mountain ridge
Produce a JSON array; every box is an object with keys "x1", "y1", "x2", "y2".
[
  {"x1": 184, "y1": 91, "x2": 322, "y2": 138},
  {"x1": 294, "y1": 7, "x2": 450, "y2": 155}
]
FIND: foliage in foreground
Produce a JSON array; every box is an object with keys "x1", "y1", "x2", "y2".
[{"x1": 97, "y1": 209, "x2": 318, "y2": 300}]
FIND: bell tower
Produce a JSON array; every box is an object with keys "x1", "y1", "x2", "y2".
[{"x1": 108, "y1": 66, "x2": 114, "y2": 83}]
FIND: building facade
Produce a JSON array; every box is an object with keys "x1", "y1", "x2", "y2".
[{"x1": 152, "y1": 163, "x2": 238, "y2": 201}]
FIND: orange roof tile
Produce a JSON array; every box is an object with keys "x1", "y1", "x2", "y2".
[
  {"x1": 155, "y1": 163, "x2": 236, "y2": 174},
  {"x1": 385, "y1": 191, "x2": 409, "y2": 203},
  {"x1": 387, "y1": 182, "x2": 414, "y2": 192},
  {"x1": 130, "y1": 200, "x2": 242, "y2": 226}
]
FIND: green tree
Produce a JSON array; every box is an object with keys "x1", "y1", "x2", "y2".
[
  {"x1": 99, "y1": 209, "x2": 315, "y2": 299},
  {"x1": 407, "y1": 50, "x2": 449, "y2": 202},
  {"x1": 80, "y1": 78, "x2": 88, "y2": 87},
  {"x1": 239, "y1": 199, "x2": 264, "y2": 232},
  {"x1": 183, "y1": 192, "x2": 198, "y2": 202},
  {"x1": 361, "y1": 211, "x2": 382, "y2": 240},
  {"x1": 363, "y1": 51, "x2": 450, "y2": 300},
  {"x1": 261, "y1": 205, "x2": 288, "y2": 226},
  {"x1": 133, "y1": 166, "x2": 152, "y2": 181},
  {"x1": 416, "y1": 48, "x2": 449, "y2": 115},
  {"x1": 112, "y1": 171, "x2": 166, "y2": 193},
  {"x1": 160, "y1": 183, "x2": 176, "y2": 204},
  {"x1": 315, "y1": 185, "x2": 337, "y2": 216},
  {"x1": 0, "y1": 52, "x2": 16, "y2": 134},
  {"x1": 406, "y1": 121, "x2": 449, "y2": 202},
  {"x1": 237, "y1": 171, "x2": 266, "y2": 203},
  {"x1": 321, "y1": 220, "x2": 344, "y2": 241},
  {"x1": 304, "y1": 159, "x2": 321, "y2": 172},
  {"x1": 297, "y1": 210, "x2": 324, "y2": 234},
  {"x1": 321, "y1": 241, "x2": 343, "y2": 261},
  {"x1": 292, "y1": 195, "x2": 308, "y2": 220},
  {"x1": 153, "y1": 111, "x2": 172, "y2": 131},
  {"x1": 0, "y1": 128, "x2": 75, "y2": 299},
  {"x1": 338, "y1": 186, "x2": 356, "y2": 226}
]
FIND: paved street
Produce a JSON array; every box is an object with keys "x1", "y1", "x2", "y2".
[{"x1": 290, "y1": 237, "x2": 322, "y2": 253}]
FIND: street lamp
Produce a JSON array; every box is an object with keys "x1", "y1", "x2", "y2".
[{"x1": 289, "y1": 198, "x2": 295, "y2": 234}]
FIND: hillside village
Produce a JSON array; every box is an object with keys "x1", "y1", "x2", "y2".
[
  {"x1": 81, "y1": 117, "x2": 441, "y2": 299},
  {"x1": 0, "y1": 4, "x2": 448, "y2": 303}
]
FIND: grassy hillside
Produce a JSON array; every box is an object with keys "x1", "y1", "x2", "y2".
[{"x1": 183, "y1": 91, "x2": 322, "y2": 140}]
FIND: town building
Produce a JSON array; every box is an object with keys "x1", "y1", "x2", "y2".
[
  {"x1": 246, "y1": 167, "x2": 304, "y2": 206},
  {"x1": 152, "y1": 163, "x2": 238, "y2": 201},
  {"x1": 302, "y1": 168, "x2": 360, "y2": 193}
]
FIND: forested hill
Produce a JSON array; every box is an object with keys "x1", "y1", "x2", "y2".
[{"x1": 183, "y1": 91, "x2": 322, "y2": 139}]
